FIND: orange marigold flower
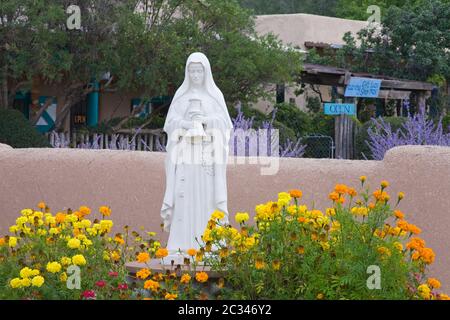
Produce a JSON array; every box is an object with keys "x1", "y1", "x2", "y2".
[
  {"x1": 114, "y1": 236, "x2": 125, "y2": 245},
  {"x1": 420, "y1": 248, "x2": 435, "y2": 265},
  {"x1": 347, "y1": 187, "x2": 357, "y2": 197},
  {"x1": 55, "y1": 212, "x2": 66, "y2": 224},
  {"x1": 0, "y1": 237, "x2": 5, "y2": 246},
  {"x1": 137, "y1": 252, "x2": 150, "y2": 263},
  {"x1": 38, "y1": 201, "x2": 46, "y2": 209},
  {"x1": 297, "y1": 246, "x2": 305, "y2": 254},
  {"x1": 165, "y1": 293, "x2": 177, "y2": 300},
  {"x1": 368, "y1": 202, "x2": 375, "y2": 209},
  {"x1": 187, "y1": 248, "x2": 197, "y2": 257},
  {"x1": 437, "y1": 294, "x2": 450, "y2": 300},
  {"x1": 393, "y1": 210, "x2": 404, "y2": 220},
  {"x1": 79, "y1": 206, "x2": 91, "y2": 216},
  {"x1": 427, "y1": 278, "x2": 441, "y2": 289},
  {"x1": 99, "y1": 206, "x2": 112, "y2": 217},
  {"x1": 155, "y1": 248, "x2": 168, "y2": 259},
  {"x1": 328, "y1": 191, "x2": 340, "y2": 201},
  {"x1": 136, "y1": 268, "x2": 152, "y2": 280},
  {"x1": 180, "y1": 273, "x2": 191, "y2": 284},
  {"x1": 143, "y1": 279, "x2": 160, "y2": 292},
  {"x1": 297, "y1": 217, "x2": 306, "y2": 223},
  {"x1": 407, "y1": 223, "x2": 421, "y2": 235},
  {"x1": 406, "y1": 237, "x2": 426, "y2": 251},
  {"x1": 397, "y1": 220, "x2": 409, "y2": 232},
  {"x1": 255, "y1": 258, "x2": 265, "y2": 270},
  {"x1": 289, "y1": 189, "x2": 303, "y2": 199},
  {"x1": 195, "y1": 271, "x2": 209, "y2": 283},
  {"x1": 334, "y1": 184, "x2": 348, "y2": 194}
]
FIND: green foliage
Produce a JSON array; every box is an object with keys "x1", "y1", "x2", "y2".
[
  {"x1": 355, "y1": 117, "x2": 406, "y2": 159},
  {"x1": 274, "y1": 103, "x2": 312, "y2": 138},
  {"x1": 0, "y1": 109, "x2": 51, "y2": 148},
  {"x1": 202, "y1": 182, "x2": 434, "y2": 299},
  {"x1": 443, "y1": 114, "x2": 450, "y2": 133}
]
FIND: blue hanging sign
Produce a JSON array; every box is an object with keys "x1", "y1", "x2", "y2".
[
  {"x1": 324, "y1": 103, "x2": 356, "y2": 116},
  {"x1": 344, "y1": 77, "x2": 382, "y2": 98}
]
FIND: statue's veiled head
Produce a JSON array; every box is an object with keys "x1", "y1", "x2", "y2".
[{"x1": 188, "y1": 62, "x2": 205, "y2": 87}]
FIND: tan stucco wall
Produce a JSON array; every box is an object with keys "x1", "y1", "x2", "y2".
[
  {"x1": 255, "y1": 13, "x2": 369, "y2": 50},
  {"x1": 1, "y1": 146, "x2": 449, "y2": 292}
]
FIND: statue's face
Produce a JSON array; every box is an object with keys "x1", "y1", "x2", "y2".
[{"x1": 188, "y1": 62, "x2": 204, "y2": 86}]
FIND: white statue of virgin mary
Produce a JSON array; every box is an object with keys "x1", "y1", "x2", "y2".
[{"x1": 161, "y1": 52, "x2": 233, "y2": 260}]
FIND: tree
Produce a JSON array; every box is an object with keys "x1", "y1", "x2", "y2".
[{"x1": 1, "y1": 0, "x2": 302, "y2": 131}]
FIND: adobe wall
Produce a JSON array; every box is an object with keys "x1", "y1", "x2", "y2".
[{"x1": 0, "y1": 145, "x2": 449, "y2": 291}]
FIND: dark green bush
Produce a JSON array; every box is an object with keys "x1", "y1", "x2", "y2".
[
  {"x1": 355, "y1": 117, "x2": 406, "y2": 160},
  {"x1": 0, "y1": 109, "x2": 51, "y2": 148},
  {"x1": 443, "y1": 114, "x2": 450, "y2": 133}
]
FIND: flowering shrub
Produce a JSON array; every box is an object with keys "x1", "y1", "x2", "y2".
[
  {"x1": 199, "y1": 178, "x2": 449, "y2": 300},
  {"x1": 367, "y1": 102, "x2": 450, "y2": 160},
  {"x1": 0, "y1": 204, "x2": 134, "y2": 300}
]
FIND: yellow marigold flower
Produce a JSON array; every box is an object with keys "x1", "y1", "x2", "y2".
[
  {"x1": 320, "y1": 241, "x2": 330, "y2": 251},
  {"x1": 8, "y1": 236, "x2": 18, "y2": 248},
  {"x1": 418, "y1": 284, "x2": 431, "y2": 300},
  {"x1": 99, "y1": 206, "x2": 112, "y2": 217},
  {"x1": 155, "y1": 248, "x2": 168, "y2": 259},
  {"x1": 49, "y1": 227, "x2": 59, "y2": 235},
  {"x1": 37, "y1": 202, "x2": 46, "y2": 209},
  {"x1": 99, "y1": 220, "x2": 113, "y2": 233},
  {"x1": 297, "y1": 246, "x2": 305, "y2": 254},
  {"x1": 397, "y1": 192, "x2": 405, "y2": 200},
  {"x1": 289, "y1": 189, "x2": 302, "y2": 199},
  {"x1": 393, "y1": 242, "x2": 403, "y2": 251},
  {"x1": 235, "y1": 212, "x2": 250, "y2": 224},
  {"x1": 10, "y1": 278, "x2": 22, "y2": 289},
  {"x1": 377, "y1": 246, "x2": 391, "y2": 257},
  {"x1": 9, "y1": 225, "x2": 19, "y2": 233},
  {"x1": 67, "y1": 238, "x2": 81, "y2": 249},
  {"x1": 272, "y1": 260, "x2": 281, "y2": 271},
  {"x1": 144, "y1": 279, "x2": 160, "y2": 292},
  {"x1": 211, "y1": 210, "x2": 225, "y2": 220},
  {"x1": 316, "y1": 293, "x2": 324, "y2": 300},
  {"x1": 245, "y1": 236, "x2": 256, "y2": 248},
  {"x1": 136, "y1": 268, "x2": 152, "y2": 280},
  {"x1": 111, "y1": 250, "x2": 120, "y2": 261},
  {"x1": 72, "y1": 254, "x2": 87, "y2": 266},
  {"x1": 21, "y1": 278, "x2": 32, "y2": 287},
  {"x1": 60, "y1": 272, "x2": 68, "y2": 282},
  {"x1": 137, "y1": 252, "x2": 150, "y2": 263},
  {"x1": 46, "y1": 262, "x2": 62, "y2": 273},
  {"x1": 278, "y1": 191, "x2": 291, "y2": 204},
  {"x1": 60, "y1": 257, "x2": 72, "y2": 266},
  {"x1": 31, "y1": 275, "x2": 45, "y2": 287},
  {"x1": 437, "y1": 294, "x2": 450, "y2": 300},
  {"x1": 380, "y1": 180, "x2": 389, "y2": 189},
  {"x1": 180, "y1": 273, "x2": 191, "y2": 284},
  {"x1": 187, "y1": 248, "x2": 197, "y2": 257},
  {"x1": 21, "y1": 208, "x2": 33, "y2": 216},
  {"x1": 195, "y1": 271, "x2": 209, "y2": 283},
  {"x1": 360, "y1": 176, "x2": 367, "y2": 183},
  {"x1": 427, "y1": 278, "x2": 441, "y2": 289},
  {"x1": 165, "y1": 293, "x2": 178, "y2": 300}
]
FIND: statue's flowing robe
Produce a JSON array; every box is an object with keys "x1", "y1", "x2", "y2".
[{"x1": 160, "y1": 52, "x2": 233, "y2": 254}]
